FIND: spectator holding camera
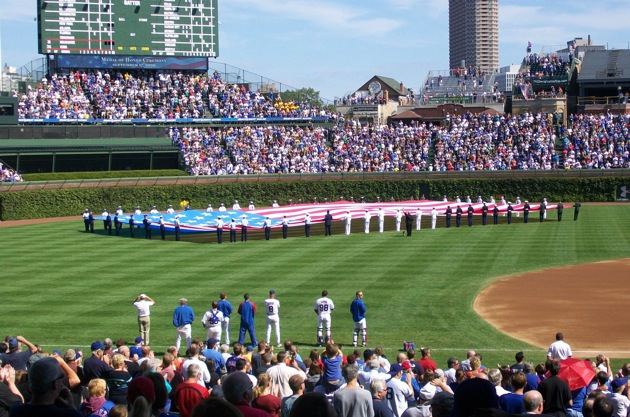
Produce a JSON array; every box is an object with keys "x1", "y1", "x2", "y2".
[{"x1": 266, "y1": 352, "x2": 306, "y2": 399}]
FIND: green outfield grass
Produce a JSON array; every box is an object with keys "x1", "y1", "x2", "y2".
[{"x1": 2, "y1": 205, "x2": 629, "y2": 370}]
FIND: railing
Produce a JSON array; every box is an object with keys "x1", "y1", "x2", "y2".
[
  {"x1": 578, "y1": 96, "x2": 626, "y2": 106},
  {"x1": 207, "y1": 62, "x2": 333, "y2": 105},
  {"x1": 3, "y1": 169, "x2": 630, "y2": 192}
]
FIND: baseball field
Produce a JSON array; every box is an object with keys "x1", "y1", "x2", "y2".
[{"x1": 2, "y1": 203, "x2": 629, "y2": 370}]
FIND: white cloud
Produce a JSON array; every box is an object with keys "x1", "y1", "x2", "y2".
[{"x1": 226, "y1": 0, "x2": 404, "y2": 37}]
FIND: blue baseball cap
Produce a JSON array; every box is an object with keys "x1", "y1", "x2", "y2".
[{"x1": 91, "y1": 341, "x2": 105, "y2": 351}]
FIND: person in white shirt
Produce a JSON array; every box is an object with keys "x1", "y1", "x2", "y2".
[
  {"x1": 466, "y1": 196, "x2": 472, "y2": 204},
  {"x1": 395, "y1": 210, "x2": 403, "y2": 232},
  {"x1": 266, "y1": 351, "x2": 306, "y2": 399},
  {"x1": 304, "y1": 213, "x2": 312, "y2": 237},
  {"x1": 378, "y1": 208, "x2": 385, "y2": 233},
  {"x1": 387, "y1": 364, "x2": 413, "y2": 417},
  {"x1": 547, "y1": 332, "x2": 572, "y2": 360},
  {"x1": 416, "y1": 209, "x2": 422, "y2": 230},
  {"x1": 232, "y1": 200, "x2": 241, "y2": 210},
  {"x1": 133, "y1": 293, "x2": 156, "y2": 345},
  {"x1": 206, "y1": 204, "x2": 213, "y2": 212},
  {"x1": 344, "y1": 211, "x2": 352, "y2": 235},
  {"x1": 431, "y1": 208, "x2": 438, "y2": 229},
  {"x1": 455, "y1": 195, "x2": 461, "y2": 203},
  {"x1": 218, "y1": 203, "x2": 227, "y2": 212},
  {"x1": 201, "y1": 301, "x2": 224, "y2": 341},
  {"x1": 216, "y1": 216, "x2": 224, "y2": 244},
  {"x1": 265, "y1": 290, "x2": 281, "y2": 347},
  {"x1": 181, "y1": 344, "x2": 211, "y2": 388},
  {"x1": 150, "y1": 206, "x2": 159, "y2": 214},
  {"x1": 272, "y1": 200, "x2": 280, "y2": 208},
  {"x1": 364, "y1": 210, "x2": 371, "y2": 234},
  {"x1": 263, "y1": 217, "x2": 272, "y2": 240},
  {"x1": 174, "y1": 215, "x2": 181, "y2": 241},
  {"x1": 240, "y1": 215, "x2": 248, "y2": 242},
  {"x1": 314, "y1": 290, "x2": 334, "y2": 346},
  {"x1": 116, "y1": 206, "x2": 124, "y2": 216},
  {"x1": 229, "y1": 218, "x2": 237, "y2": 242},
  {"x1": 166, "y1": 205, "x2": 175, "y2": 214},
  {"x1": 248, "y1": 200, "x2": 255, "y2": 210},
  {"x1": 515, "y1": 196, "x2": 521, "y2": 217},
  {"x1": 134, "y1": 206, "x2": 142, "y2": 216}
]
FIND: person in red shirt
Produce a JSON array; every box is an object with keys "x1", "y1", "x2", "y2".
[
  {"x1": 252, "y1": 374, "x2": 281, "y2": 417},
  {"x1": 418, "y1": 347, "x2": 437, "y2": 372},
  {"x1": 174, "y1": 364, "x2": 210, "y2": 417}
]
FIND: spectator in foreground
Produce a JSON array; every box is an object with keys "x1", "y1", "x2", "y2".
[{"x1": 9, "y1": 356, "x2": 82, "y2": 417}]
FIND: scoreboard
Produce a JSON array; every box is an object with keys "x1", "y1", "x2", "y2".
[{"x1": 37, "y1": 0, "x2": 218, "y2": 57}]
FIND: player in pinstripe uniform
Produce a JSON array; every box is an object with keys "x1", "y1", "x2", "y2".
[
  {"x1": 265, "y1": 290, "x2": 281, "y2": 347},
  {"x1": 315, "y1": 290, "x2": 335, "y2": 346}
]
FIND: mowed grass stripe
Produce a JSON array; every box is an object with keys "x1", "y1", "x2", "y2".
[{"x1": 1, "y1": 205, "x2": 629, "y2": 368}]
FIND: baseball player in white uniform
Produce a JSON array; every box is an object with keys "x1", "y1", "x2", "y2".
[
  {"x1": 344, "y1": 211, "x2": 352, "y2": 235},
  {"x1": 431, "y1": 207, "x2": 438, "y2": 229},
  {"x1": 314, "y1": 290, "x2": 335, "y2": 346},
  {"x1": 416, "y1": 208, "x2": 422, "y2": 230},
  {"x1": 265, "y1": 290, "x2": 281, "y2": 347},
  {"x1": 395, "y1": 210, "x2": 403, "y2": 232},
  {"x1": 378, "y1": 208, "x2": 385, "y2": 233},
  {"x1": 201, "y1": 301, "x2": 224, "y2": 342}
]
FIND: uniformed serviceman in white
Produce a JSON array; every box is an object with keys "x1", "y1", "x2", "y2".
[
  {"x1": 134, "y1": 206, "x2": 142, "y2": 216},
  {"x1": 395, "y1": 209, "x2": 403, "y2": 232},
  {"x1": 166, "y1": 205, "x2": 175, "y2": 214},
  {"x1": 344, "y1": 211, "x2": 352, "y2": 235},
  {"x1": 206, "y1": 204, "x2": 213, "y2": 212},
  {"x1": 364, "y1": 210, "x2": 371, "y2": 234},
  {"x1": 233, "y1": 200, "x2": 241, "y2": 210},
  {"x1": 431, "y1": 207, "x2": 438, "y2": 229},
  {"x1": 416, "y1": 208, "x2": 422, "y2": 231},
  {"x1": 377, "y1": 208, "x2": 385, "y2": 233}
]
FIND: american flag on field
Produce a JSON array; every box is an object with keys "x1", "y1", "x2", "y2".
[{"x1": 99, "y1": 199, "x2": 555, "y2": 234}]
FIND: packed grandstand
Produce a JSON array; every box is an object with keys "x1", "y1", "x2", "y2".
[{"x1": 4, "y1": 45, "x2": 629, "y2": 182}]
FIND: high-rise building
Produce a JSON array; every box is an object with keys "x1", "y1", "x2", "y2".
[{"x1": 449, "y1": 0, "x2": 499, "y2": 71}]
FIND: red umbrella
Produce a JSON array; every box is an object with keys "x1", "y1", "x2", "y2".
[{"x1": 558, "y1": 358, "x2": 596, "y2": 391}]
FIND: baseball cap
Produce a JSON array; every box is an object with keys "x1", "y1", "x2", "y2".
[
  {"x1": 612, "y1": 378, "x2": 628, "y2": 391},
  {"x1": 207, "y1": 338, "x2": 219, "y2": 347},
  {"x1": 429, "y1": 391, "x2": 455, "y2": 410},
  {"x1": 389, "y1": 364, "x2": 403, "y2": 374},
  {"x1": 363, "y1": 349, "x2": 375, "y2": 361},
  {"x1": 269, "y1": 289, "x2": 275, "y2": 294},
  {"x1": 135, "y1": 337, "x2": 144, "y2": 344},
  {"x1": 8, "y1": 338, "x2": 18, "y2": 350},
  {"x1": 52, "y1": 350, "x2": 62, "y2": 356},
  {"x1": 402, "y1": 360, "x2": 412, "y2": 370},
  {"x1": 91, "y1": 341, "x2": 105, "y2": 351}
]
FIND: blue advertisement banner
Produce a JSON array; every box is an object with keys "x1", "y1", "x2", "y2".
[{"x1": 55, "y1": 55, "x2": 208, "y2": 71}]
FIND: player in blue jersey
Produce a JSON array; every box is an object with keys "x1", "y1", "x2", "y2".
[
  {"x1": 350, "y1": 291, "x2": 367, "y2": 347},
  {"x1": 217, "y1": 292, "x2": 233, "y2": 345}
]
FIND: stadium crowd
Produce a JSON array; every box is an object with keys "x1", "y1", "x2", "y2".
[
  {"x1": 15, "y1": 69, "x2": 337, "y2": 120},
  {"x1": 0, "y1": 330, "x2": 623, "y2": 417},
  {"x1": 174, "y1": 111, "x2": 630, "y2": 174},
  {"x1": 0, "y1": 162, "x2": 22, "y2": 182}
]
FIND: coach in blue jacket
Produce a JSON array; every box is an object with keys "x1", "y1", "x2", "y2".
[{"x1": 238, "y1": 293, "x2": 258, "y2": 347}]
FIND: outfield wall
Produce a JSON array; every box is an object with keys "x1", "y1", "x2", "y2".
[{"x1": 1, "y1": 173, "x2": 629, "y2": 221}]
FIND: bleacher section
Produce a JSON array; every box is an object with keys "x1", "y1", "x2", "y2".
[{"x1": 421, "y1": 68, "x2": 499, "y2": 104}]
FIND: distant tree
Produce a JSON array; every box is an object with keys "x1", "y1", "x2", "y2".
[{"x1": 278, "y1": 88, "x2": 323, "y2": 108}]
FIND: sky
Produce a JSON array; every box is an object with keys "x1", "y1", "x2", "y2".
[{"x1": 1, "y1": 0, "x2": 630, "y2": 101}]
